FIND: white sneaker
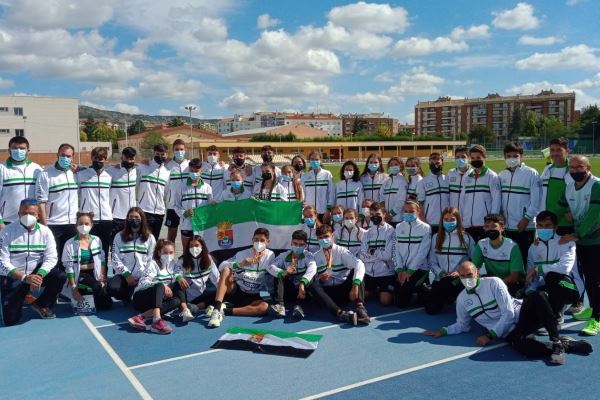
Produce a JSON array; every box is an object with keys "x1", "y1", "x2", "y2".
[
  {"x1": 180, "y1": 308, "x2": 194, "y2": 322},
  {"x1": 208, "y1": 310, "x2": 223, "y2": 328},
  {"x1": 205, "y1": 305, "x2": 215, "y2": 317}
]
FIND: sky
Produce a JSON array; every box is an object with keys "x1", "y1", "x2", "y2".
[{"x1": 0, "y1": 0, "x2": 599, "y2": 123}]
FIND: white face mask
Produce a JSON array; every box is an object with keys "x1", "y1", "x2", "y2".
[
  {"x1": 361, "y1": 207, "x2": 370, "y2": 217},
  {"x1": 343, "y1": 170, "x2": 354, "y2": 179},
  {"x1": 77, "y1": 224, "x2": 92, "y2": 235},
  {"x1": 343, "y1": 219, "x2": 355, "y2": 229},
  {"x1": 208, "y1": 154, "x2": 218, "y2": 164},
  {"x1": 160, "y1": 254, "x2": 174, "y2": 266},
  {"x1": 189, "y1": 246, "x2": 202, "y2": 258},
  {"x1": 253, "y1": 241, "x2": 267, "y2": 253},
  {"x1": 505, "y1": 157, "x2": 520, "y2": 168},
  {"x1": 20, "y1": 214, "x2": 37, "y2": 228},
  {"x1": 460, "y1": 277, "x2": 478, "y2": 290}
]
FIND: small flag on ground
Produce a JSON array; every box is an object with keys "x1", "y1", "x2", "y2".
[{"x1": 211, "y1": 327, "x2": 323, "y2": 358}]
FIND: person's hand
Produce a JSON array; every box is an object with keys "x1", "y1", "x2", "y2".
[
  {"x1": 397, "y1": 271, "x2": 409, "y2": 285},
  {"x1": 565, "y1": 212, "x2": 573, "y2": 222},
  {"x1": 25, "y1": 274, "x2": 43, "y2": 290},
  {"x1": 70, "y1": 163, "x2": 79, "y2": 172},
  {"x1": 559, "y1": 234, "x2": 578, "y2": 244},
  {"x1": 297, "y1": 284, "x2": 306, "y2": 300},
  {"x1": 349, "y1": 284, "x2": 359, "y2": 301},
  {"x1": 424, "y1": 330, "x2": 443, "y2": 338},
  {"x1": 526, "y1": 268, "x2": 537, "y2": 285},
  {"x1": 0, "y1": 223, "x2": 5, "y2": 231},
  {"x1": 71, "y1": 287, "x2": 84, "y2": 303},
  {"x1": 476, "y1": 335, "x2": 491, "y2": 346},
  {"x1": 320, "y1": 272, "x2": 330, "y2": 283},
  {"x1": 517, "y1": 218, "x2": 529, "y2": 232},
  {"x1": 285, "y1": 266, "x2": 295, "y2": 276},
  {"x1": 185, "y1": 209, "x2": 194, "y2": 217},
  {"x1": 164, "y1": 284, "x2": 173, "y2": 298},
  {"x1": 178, "y1": 278, "x2": 190, "y2": 290},
  {"x1": 125, "y1": 275, "x2": 137, "y2": 286}
]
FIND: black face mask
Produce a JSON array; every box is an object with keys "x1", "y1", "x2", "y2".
[
  {"x1": 92, "y1": 161, "x2": 104, "y2": 171},
  {"x1": 293, "y1": 163, "x2": 304, "y2": 172},
  {"x1": 471, "y1": 160, "x2": 484, "y2": 169},
  {"x1": 429, "y1": 164, "x2": 442, "y2": 174},
  {"x1": 233, "y1": 158, "x2": 245, "y2": 167},
  {"x1": 261, "y1": 172, "x2": 273, "y2": 181},
  {"x1": 485, "y1": 229, "x2": 501, "y2": 240},
  {"x1": 121, "y1": 160, "x2": 135, "y2": 170},
  {"x1": 127, "y1": 219, "x2": 142, "y2": 231},
  {"x1": 154, "y1": 155, "x2": 166, "y2": 165},
  {"x1": 262, "y1": 154, "x2": 273, "y2": 163},
  {"x1": 570, "y1": 171, "x2": 588, "y2": 183},
  {"x1": 371, "y1": 215, "x2": 383, "y2": 225}
]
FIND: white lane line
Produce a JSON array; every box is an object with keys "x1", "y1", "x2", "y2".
[
  {"x1": 127, "y1": 307, "x2": 424, "y2": 370},
  {"x1": 298, "y1": 320, "x2": 585, "y2": 400},
  {"x1": 95, "y1": 320, "x2": 129, "y2": 329},
  {"x1": 80, "y1": 316, "x2": 153, "y2": 399}
]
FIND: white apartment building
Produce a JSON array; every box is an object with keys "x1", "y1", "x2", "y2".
[
  {"x1": 284, "y1": 113, "x2": 343, "y2": 136},
  {"x1": 0, "y1": 95, "x2": 78, "y2": 152},
  {"x1": 216, "y1": 114, "x2": 261, "y2": 134}
]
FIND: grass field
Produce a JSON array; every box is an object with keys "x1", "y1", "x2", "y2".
[{"x1": 323, "y1": 157, "x2": 600, "y2": 183}]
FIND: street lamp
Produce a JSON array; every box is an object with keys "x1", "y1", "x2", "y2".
[
  {"x1": 185, "y1": 105, "x2": 197, "y2": 157},
  {"x1": 593, "y1": 121, "x2": 597, "y2": 156}
]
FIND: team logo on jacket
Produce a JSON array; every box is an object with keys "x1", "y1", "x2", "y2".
[{"x1": 217, "y1": 221, "x2": 234, "y2": 249}]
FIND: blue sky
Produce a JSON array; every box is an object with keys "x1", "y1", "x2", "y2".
[{"x1": 0, "y1": 0, "x2": 599, "y2": 123}]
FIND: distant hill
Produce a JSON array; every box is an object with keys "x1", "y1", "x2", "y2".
[{"x1": 78, "y1": 105, "x2": 219, "y2": 125}]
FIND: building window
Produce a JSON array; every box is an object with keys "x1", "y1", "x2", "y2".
[
  {"x1": 0, "y1": 107, "x2": 9, "y2": 112},
  {"x1": 0, "y1": 128, "x2": 11, "y2": 134},
  {"x1": 15, "y1": 129, "x2": 24, "y2": 137},
  {"x1": 14, "y1": 107, "x2": 23, "y2": 116}
]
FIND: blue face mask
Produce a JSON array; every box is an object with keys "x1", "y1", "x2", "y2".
[
  {"x1": 190, "y1": 172, "x2": 200, "y2": 180},
  {"x1": 292, "y1": 245, "x2": 305, "y2": 255},
  {"x1": 310, "y1": 160, "x2": 321, "y2": 169},
  {"x1": 174, "y1": 150, "x2": 185, "y2": 160},
  {"x1": 389, "y1": 166, "x2": 400, "y2": 175},
  {"x1": 368, "y1": 163, "x2": 379, "y2": 172},
  {"x1": 455, "y1": 158, "x2": 468, "y2": 169},
  {"x1": 11, "y1": 149, "x2": 27, "y2": 162},
  {"x1": 281, "y1": 175, "x2": 292, "y2": 182},
  {"x1": 332, "y1": 214, "x2": 343, "y2": 223},
  {"x1": 231, "y1": 181, "x2": 243, "y2": 190},
  {"x1": 304, "y1": 217, "x2": 315, "y2": 227},
  {"x1": 443, "y1": 220, "x2": 457, "y2": 232},
  {"x1": 403, "y1": 212, "x2": 416, "y2": 223},
  {"x1": 319, "y1": 238, "x2": 331, "y2": 249},
  {"x1": 537, "y1": 228, "x2": 554, "y2": 241},
  {"x1": 58, "y1": 156, "x2": 72, "y2": 169}
]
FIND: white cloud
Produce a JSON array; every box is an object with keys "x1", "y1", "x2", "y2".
[
  {"x1": 257, "y1": 14, "x2": 280, "y2": 29},
  {"x1": 450, "y1": 25, "x2": 491, "y2": 41},
  {"x1": 327, "y1": 2, "x2": 409, "y2": 33},
  {"x1": 492, "y1": 3, "x2": 540, "y2": 30},
  {"x1": 518, "y1": 35, "x2": 564, "y2": 46},
  {"x1": 516, "y1": 44, "x2": 600, "y2": 70},
  {"x1": 566, "y1": 0, "x2": 587, "y2": 5},
  {"x1": 218, "y1": 91, "x2": 265, "y2": 110},
  {"x1": 0, "y1": 77, "x2": 14, "y2": 89},
  {"x1": 506, "y1": 80, "x2": 599, "y2": 107},
  {"x1": 3, "y1": 0, "x2": 117, "y2": 29},
  {"x1": 392, "y1": 36, "x2": 468, "y2": 57},
  {"x1": 81, "y1": 86, "x2": 137, "y2": 100},
  {"x1": 346, "y1": 92, "x2": 396, "y2": 104},
  {"x1": 113, "y1": 103, "x2": 141, "y2": 114},
  {"x1": 434, "y1": 54, "x2": 516, "y2": 70}
]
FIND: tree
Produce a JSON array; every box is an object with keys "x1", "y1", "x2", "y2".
[
  {"x1": 468, "y1": 124, "x2": 494, "y2": 144},
  {"x1": 89, "y1": 124, "x2": 118, "y2": 143},
  {"x1": 83, "y1": 115, "x2": 98, "y2": 136},
  {"x1": 508, "y1": 106, "x2": 525, "y2": 141},
  {"x1": 374, "y1": 122, "x2": 391, "y2": 137},
  {"x1": 142, "y1": 132, "x2": 168, "y2": 149},
  {"x1": 80, "y1": 131, "x2": 88, "y2": 141},
  {"x1": 522, "y1": 111, "x2": 538, "y2": 137},
  {"x1": 128, "y1": 119, "x2": 146, "y2": 135},
  {"x1": 168, "y1": 117, "x2": 185, "y2": 127}
]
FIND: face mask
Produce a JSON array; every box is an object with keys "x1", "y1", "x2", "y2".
[
  {"x1": 154, "y1": 155, "x2": 165, "y2": 165},
  {"x1": 389, "y1": 166, "x2": 400, "y2": 175},
  {"x1": 127, "y1": 219, "x2": 142, "y2": 231},
  {"x1": 58, "y1": 156, "x2": 72, "y2": 169},
  {"x1": 570, "y1": 171, "x2": 587, "y2": 182},
  {"x1": 368, "y1": 163, "x2": 379, "y2": 172},
  {"x1": 343, "y1": 219, "x2": 355, "y2": 229},
  {"x1": 319, "y1": 238, "x2": 331, "y2": 249},
  {"x1": 344, "y1": 170, "x2": 354, "y2": 180},
  {"x1": 261, "y1": 154, "x2": 273, "y2": 163},
  {"x1": 189, "y1": 246, "x2": 203, "y2": 258},
  {"x1": 160, "y1": 254, "x2": 174, "y2": 266},
  {"x1": 443, "y1": 220, "x2": 457, "y2": 232},
  {"x1": 233, "y1": 158, "x2": 245, "y2": 167},
  {"x1": 92, "y1": 161, "x2": 104, "y2": 171},
  {"x1": 455, "y1": 158, "x2": 468, "y2": 169},
  {"x1": 485, "y1": 229, "x2": 501, "y2": 241},
  {"x1": 207, "y1": 154, "x2": 218, "y2": 164},
  {"x1": 231, "y1": 181, "x2": 243, "y2": 190},
  {"x1": 77, "y1": 224, "x2": 92, "y2": 235},
  {"x1": 361, "y1": 208, "x2": 370, "y2": 217},
  {"x1": 253, "y1": 241, "x2": 267, "y2": 253},
  {"x1": 537, "y1": 228, "x2": 554, "y2": 241},
  {"x1": 471, "y1": 160, "x2": 484, "y2": 169},
  {"x1": 332, "y1": 214, "x2": 343, "y2": 223},
  {"x1": 174, "y1": 150, "x2": 185, "y2": 161},
  {"x1": 371, "y1": 215, "x2": 383, "y2": 225},
  {"x1": 292, "y1": 245, "x2": 305, "y2": 255},
  {"x1": 505, "y1": 157, "x2": 520, "y2": 168},
  {"x1": 304, "y1": 217, "x2": 315, "y2": 227},
  {"x1": 403, "y1": 212, "x2": 416, "y2": 223},
  {"x1": 429, "y1": 164, "x2": 442, "y2": 174},
  {"x1": 190, "y1": 172, "x2": 200, "y2": 181},
  {"x1": 20, "y1": 213, "x2": 37, "y2": 228},
  {"x1": 121, "y1": 160, "x2": 135, "y2": 169},
  {"x1": 281, "y1": 175, "x2": 292, "y2": 182},
  {"x1": 310, "y1": 160, "x2": 320, "y2": 169},
  {"x1": 461, "y1": 277, "x2": 479, "y2": 290},
  {"x1": 293, "y1": 163, "x2": 304, "y2": 172},
  {"x1": 261, "y1": 172, "x2": 273, "y2": 181},
  {"x1": 11, "y1": 149, "x2": 27, "y2": 162},
  {"x1": 406, "y1": 167, "x2": 417, "y2": 176}
]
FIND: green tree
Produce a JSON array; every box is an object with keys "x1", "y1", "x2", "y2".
[
  {"x1": 128, "y1": 119, "x2": 146, "y2": 135},
  {"x1": 168, "y1": 117, "x2": 185, "y2": 127},
  {"x1": 84, "y1": 115, "x2": 98, "y2": 136},
  {"x1": 522, "y1": 111, "x2": 539, "y2": 137},
  {"x1": 508, "y1": 106, "x2": 525, "y2": 141},
  {"x1": 142, "y1": 132, "x2": 168, "y2": 149},
  {"x1": 80, "y1": 131, "x2": 88, "y2": 141},
  {"x1": 468, "y1": 124, "x2": 494, "y2": 144},
  {"x1": 374, "y1": 122, "x2": 391, "y2": 136},
  {"x1": 90, "y1": 124, "x2": 118, "y2": 143}
]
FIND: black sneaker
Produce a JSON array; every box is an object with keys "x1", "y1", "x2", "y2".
[
  {"x1": 339, "y1": 310, "x2": 357, "y2": 326},
  {"x1": 560, "y1": 336, "x2": 594, "y2": 355},
  {"x1": 550, "y1": 341, "x2": 566, "y2": 365},
  {"x1": 292, "y1": 305, "x2": 305, "y2": 320},
  {"x1": 32, "y1": 304, "x2": 56, "y2": 319},
  {"x1": 268, "y1": 303, "x2": 286, "y2": 318},
  {"x1": 355, "y1": 304, "x2": 371, "y2": 325},
  {"x1": 535, "y1": 327, "x2": 549, "y2": 336}
]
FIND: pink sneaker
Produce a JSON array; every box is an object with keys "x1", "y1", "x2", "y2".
[
  {"x1": 128, "y1": 314, "x2": 147, "y2": 330},
  {"x1": 150, "y1": 319, "x2": 173, "y2": 335}
]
